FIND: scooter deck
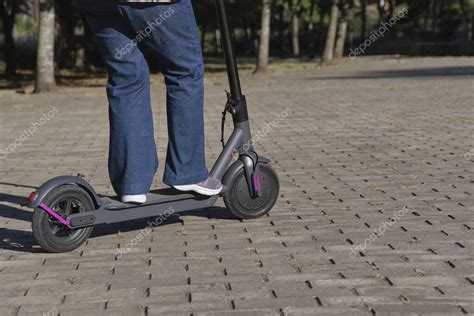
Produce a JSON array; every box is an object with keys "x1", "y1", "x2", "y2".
[
  {"x1": 68, "y1": 188, "x2": 218, "y2": 228},
  {"x1": 102, "y1": 188, "x2": 202, "y2": 210}
]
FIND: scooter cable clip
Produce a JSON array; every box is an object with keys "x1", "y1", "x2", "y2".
[{"x1": 220, "y1": 91, "x2": 236, "y2": 148}]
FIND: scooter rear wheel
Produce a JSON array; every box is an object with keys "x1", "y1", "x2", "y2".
[
  {"x1": 32, "y1": 185, "x2": 94, "y2": 253},
  {"x1": 223, "y1": 163, "x2": 279, "y2": 219}
]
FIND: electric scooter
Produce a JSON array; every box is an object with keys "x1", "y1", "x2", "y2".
[{"x1": 25, "y1": 0, "x2": 280, "y2": 253}]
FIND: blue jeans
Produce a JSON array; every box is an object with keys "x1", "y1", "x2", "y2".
[{"x1": 82, "y1": 0, "x2": 208, "y2": 195}]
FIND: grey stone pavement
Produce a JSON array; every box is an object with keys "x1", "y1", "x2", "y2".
[{"x1": 0, "y1": 56, "x2": 473, "y2": 315}]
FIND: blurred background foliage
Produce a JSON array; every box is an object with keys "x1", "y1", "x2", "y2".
[{"x1": 0, "y1": 0, "x2": 473, "y2": 88}]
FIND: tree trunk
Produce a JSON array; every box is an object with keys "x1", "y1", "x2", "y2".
[
  {"x1": 2, "y1": 19, "x2": 16, "y2": 77},
  {"x1": 250, "y1": 25, "x2": 257, "y2": 56},
  {"x1": 361, "y1": 0, "x2": 367, "y2": 39},
  {"x1": 55, "y1": 1, "x2": 76, "y2": 68},
  {"x1": 423, "y1": 3, "x2": 429, "y2": 31},
  {"x1": 75, "y1": 23, "x2": 86, "y2": 70},
  {"x1": 348, "y1": 7, "x2": 354, "y2": 48},
  {"x1": 35, "y1": 0, "x2": 56, "y2": 93},
  {"x1": 378, "y1": 0, "x2": 386, "y2": 23},
  {"x1": 277, "y1": 4, "x2": 285, "y2": 51},
  {"x1": 322, "y1": 0, "x2": 339, "y2": 63},
  {"x1": 317, "y1": 3, "x2": 327, "y2": 54},
  {"x1": 388, "y1": 0, "x2": 396, "y2": 20},
  {"x1": 459, "y1": 0, "x2": 473, "y2": 41},
  {"x1": 308, "y1": 0, "x2": 316, "y2": 57},
  {"x1": 256, "y1": 0, "x2": 271, "y2": 73},
  {"x1": 0, "y1": 1, "x2": 19, "y2": 77},
  {"x1": 291, "y1": 10, "x2": 300, "y2": 57},
  {"x1": 75, "y1": 47, "x2": 85, "y2": 69},
  {"x1": 215, "y1": 28, "x2": 222, "y2": 54},
  {"x1": 243, "y1": 25, "x2": 250, "y2": 52},
  {"x1": 431, "y1": 0, "x2": 437, "y2": 35},
  {"x1": 334, "y1": 4, "x2": 349, "y2": 60}
]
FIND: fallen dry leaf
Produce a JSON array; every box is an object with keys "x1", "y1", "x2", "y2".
[
  {"x1": 177, "y1": 227, "x2": 188, "y2": 236},
  {"x1": 245, "y1": 246, "x2": 257, "y2": 254}
]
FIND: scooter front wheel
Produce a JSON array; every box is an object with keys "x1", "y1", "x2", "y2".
[
  {"x1": 223, "y1": 163, "x2": 279, "y2": 219},
  {"x1": 32, "y1": 185, "x2": 94, "y2": 253}
]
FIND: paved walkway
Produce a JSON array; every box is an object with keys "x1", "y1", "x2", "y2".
[{"x1": 0, "y1": 57, "x2": 473, "y2": 315}]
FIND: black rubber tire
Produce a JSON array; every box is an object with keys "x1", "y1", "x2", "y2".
[
  {"x1": 32, "y1": 185, "x2": 94, "y2": 253},
  {"x1": 223, "y1": 163, "x2": 279, "y2": 219}
]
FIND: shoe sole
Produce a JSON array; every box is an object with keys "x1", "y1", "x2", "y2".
[
  {"x1": 173, "y1": 184, "x2": 222, "y2": 196},
  {"x1": 121, "y1": 196, "x2": 147, "y2": 204},
  {"x1": 122, "y1": 200, "x2": 147, "y2": 204}
]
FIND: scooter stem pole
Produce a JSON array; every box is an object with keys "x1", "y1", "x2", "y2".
[{"x1": 215, "y1": 0, "x2": 243, "y2": 100}]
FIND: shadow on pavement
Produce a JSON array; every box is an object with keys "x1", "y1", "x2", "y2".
[
  {"x1": 307, "y1": 66, "x2": 474, "y2": 80},
  {"x1": 0, "y1": 187, "x2": 237, "y2": 253},
  {"x1": 89, "y1": 207, "x2": 237, "y2": 238}
]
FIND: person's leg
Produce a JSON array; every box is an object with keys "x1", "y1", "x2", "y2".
[
  {"x1": 117, "y1": 0, "x2": 208, "y2": 187},
  {"x1": 82, "y1": 1, "x2": 158, "y2": 197}
]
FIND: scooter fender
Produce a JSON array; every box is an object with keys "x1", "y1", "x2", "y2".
[
  {"x1": 28, "y1": 175, "x2": 102, "y2": 209},
  {"x1": 221, "y1": 156, "x2": 271, "y2": 195}
]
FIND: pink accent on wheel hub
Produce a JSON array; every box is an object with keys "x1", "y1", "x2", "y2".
[{"x1": 40, "y1": 203, "x2": 71, "y2": 226}]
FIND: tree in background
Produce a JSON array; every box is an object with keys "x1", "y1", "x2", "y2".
[
  {"x1": 55, "y1": 1, "x2": 86, "y2": 69},
  {"x1": 323, "y1": 0, "x2": 339, "y2": 63},
  {"x1": 256, "y1": 0, "x2": 272, "y2": 73},
  {"x1": 334, "y1": 0, "x2": 353, "y2": 60},
  {"x1": 388, "y1": 0, "x2": 397, "y2": 20},
  {"x1": 35, "y1": 0, "x2": 55, "y2": 92},
  {"x1": 431, "y1": 0, "x2": 438, "y2": 35},
  {"x1": 306, "y1": 0, "x2": 318, "y2": 56},
  {"x1": 323, "y1": 0, "x2": 355, "y2": 63},
  {"x1": 0, "y1": 0, "x2": 23, "y2": 77},
  {"x1": 289, "y1": 0, "x2": 303, "y2": 57},
  {"x1": 378, "y1": 0, "x2": 387, "y2": 22},
  {"x1": 360, "y1": 0, "x2": 367, "y2": 38},
  {"x1": 0, "y1": 0, "x2": 473, "y2": 84},
  {"x1": 459, "y1": 0, "x2": 473, "y2": 41}
]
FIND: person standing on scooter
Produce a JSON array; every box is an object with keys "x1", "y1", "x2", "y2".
[{"x1": 81, "y1": 0, "x2": 222, "y2": 203}]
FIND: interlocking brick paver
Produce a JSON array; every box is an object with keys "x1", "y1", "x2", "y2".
[{"x1": 0, "y1": 57, "x2": 473, "y2": 315}]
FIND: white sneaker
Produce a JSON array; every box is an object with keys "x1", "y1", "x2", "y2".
[
  {"x1": 173, "y1": 177, "x2": 222, "y2": 196},
  {"x1": 121, "y1": 194, "x2": 147, "y2": 204}
]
